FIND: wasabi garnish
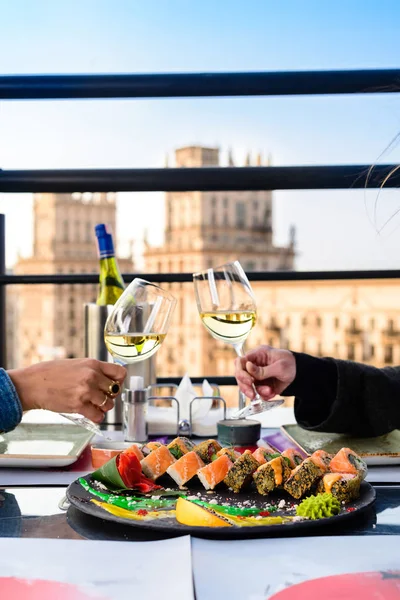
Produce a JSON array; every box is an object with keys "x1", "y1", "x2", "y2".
[{"x1": 296, "y1": 493, "x2": 340, "y2": 520}]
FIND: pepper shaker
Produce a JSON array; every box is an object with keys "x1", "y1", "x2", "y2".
[{"x1": 122, "y1": 376, "x2": 148, "y2": 442}]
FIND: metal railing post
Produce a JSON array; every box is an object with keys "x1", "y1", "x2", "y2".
[{"x1": 0, "y1": 215, "x2": 6, "y2": 368}]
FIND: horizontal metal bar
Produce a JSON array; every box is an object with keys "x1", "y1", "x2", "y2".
[
  {"x1": 1, "y1": 70, "x2": 400, "y2": 100},
  {"x1": 1, "y1": 164, "x2": 399, "y2": 193},
  {"x1": 158, "y1": 376, "x2": 237, "y2": 387},
  {"x1": 2, "y1": 270, "x2": 400, "y2": 285}
]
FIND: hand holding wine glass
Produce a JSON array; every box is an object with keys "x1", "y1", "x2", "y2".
[{"x1": 193, "y1": 261, "x2": 283, "y2": 418}]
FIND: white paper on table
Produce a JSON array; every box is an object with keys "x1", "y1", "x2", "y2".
[
  {"x1": 0, "y1": 537, "x2": 194, "y2": 600},
  {"x1": 192, "y1": 536, "x2": 400, "y2": 600}
]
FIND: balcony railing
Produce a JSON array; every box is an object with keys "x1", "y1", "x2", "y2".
[{"x1": 1, "y1": 69, "x2": 400, "y2": 376}]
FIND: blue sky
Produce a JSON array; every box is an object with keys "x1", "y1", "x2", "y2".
[{"x1": 1, "y1": 0, "x2": 400, "y2": 269}]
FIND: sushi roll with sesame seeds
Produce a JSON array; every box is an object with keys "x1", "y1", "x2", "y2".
[
  {"x1": 141, "y1": 441, "x2": 163, "y2": 457},
  {"x1": 194, "y1": 439, "x2": 222, "y2": 463},
  {"x1": 167, "y1": 437, "x2": 195, "y2": 460},
  {"x1": 223, "y1": 450, "x2": 259, "y2": 493},
  {"x1": 284, "y1": 458, "x2": 324, "y2": 499},
  {"x1": 281, "y1": 448, "x2": 304, "y2": 469},
  {"x1": 253, "y1": 448, "x2": 281, "y2": 465},
  {"x1": 166, "y1": 451, "x2": 205, "y2": 488},
  {"x1": 253, "y1": 456, "x2": 292, "y2": 496},
  {"x1": 216, "y1": 447, "x2": 241, "y2": 462},
  {"x1": 316, "y1": 472, "x2": 361, "y2": 503},
  {"x1": 309, "y1": 450, "x2": 332, "y2": 473}
]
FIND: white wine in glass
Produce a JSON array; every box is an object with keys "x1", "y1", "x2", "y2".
[
  {"x1": 193, "y1": 261, "x2": 283, "y2": 419},
  {"x1": 104, "y1": 279, "x2": 176, "y2": 365}
]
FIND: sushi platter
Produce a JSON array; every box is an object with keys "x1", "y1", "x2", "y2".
[{"x1": 66, "y1": 437, "x2": 376, "y2": 539}]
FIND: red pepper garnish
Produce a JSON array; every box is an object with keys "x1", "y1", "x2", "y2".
[
  {"x1": 258, "y1": 511, "x2": 270, "y2": 517},
  {"x1": 346, "y1": 507, "x2": 356, "y2": 513},
  {"x1": 117, "y1": 451, "x2": 162, "y2": 493},
  {"x1": 137, "y1": 509, "x2": 148, "y2": 516}
]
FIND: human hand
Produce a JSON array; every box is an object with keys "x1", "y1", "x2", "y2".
[
  {"x1": 8, "y1": 359, "x2": 127, "y2": 424},
  {"x1": 234, "y1": 345, "x2": 296, "y2": 400}
]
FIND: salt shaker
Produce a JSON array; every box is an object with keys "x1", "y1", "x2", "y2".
[{"x1": 122, "y1": 376, "x2": 148, "y2": 442}]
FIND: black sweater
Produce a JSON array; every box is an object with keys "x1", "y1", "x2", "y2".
[{"x1": 283, "y1": 352, "x2": 400, "y2": 437}]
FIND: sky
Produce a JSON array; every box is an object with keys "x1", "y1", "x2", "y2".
[{"x1": 1, "y1": 0, "x2": 400, "y2": 270}]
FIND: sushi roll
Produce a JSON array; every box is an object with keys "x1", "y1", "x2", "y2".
[
  {"x1": 124, "y1": 444, "x2": 145, "y2": 462},
  {"x1": 317, "y1": 473, "x2": 361, "y2": 503},
  {"x1": 216, "y1": 447, "x2": 241, "y2": 462},
  {"x1": 198, "y1": 454, "x2": 233, "y2": 490},
  {"x1": 223, "y1": 450, "x2": 259, "y2": 493},
  {"x1": 330, "y1": 448, "x2": 367, "y2": 481},
  {"x1": 140, "y1": 445, "x2": 176, "y2": 480},
  {"x1": 194, "y1": 439, "x2": 222, "y2": 463},
  {"x1": 253, "y1": 456, "x2": 292, "y2": 495},
  {"x1": 281, "y1": 448, "x2": 304, "y2": 469},
  {"x1": 284, "y1": 458, "x2": 324, "y2": 499},
  {"x1": 309, "y1": 450, "x2": 332, "y2": 473},
  {"x1": 253, "y1": 448, "x2": 280, "y2": 465},
  {"x1": 141, "y1": 441, "x2": 163, "y2": 456},
  {"x1": 167, "y1": 437, "x2": 195, "y2": 460},
  {"x1": 166, "y1": 451, "x2": 205, "y2": 488}
]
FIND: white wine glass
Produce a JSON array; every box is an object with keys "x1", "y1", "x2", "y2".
[
  {"x1": 104, "y1": 278, "x2": 177, "y2": 365},
  {"x1": 193, "y1": 261, "x2": 283, "y2": 419}
]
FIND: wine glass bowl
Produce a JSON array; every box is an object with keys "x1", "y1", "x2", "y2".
[
  {"x1": 104, "y1": 278, "x2": 176, "y2": 365},
  {"x1": 193, "y1": 261, "x2": 283, "y2": 419}
]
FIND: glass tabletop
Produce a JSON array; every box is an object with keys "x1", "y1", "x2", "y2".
[{"x1": 1, "y1": 485, "x2": 400, "y2": 541}]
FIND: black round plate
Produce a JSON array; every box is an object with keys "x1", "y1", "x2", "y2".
[{"x1": 66, "y1": 475, "x2": 376, "y2": 539}]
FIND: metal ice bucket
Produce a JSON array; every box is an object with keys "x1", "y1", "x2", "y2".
[{"x1": 84, "y1": 303, "x2": 156, "y2": 424}]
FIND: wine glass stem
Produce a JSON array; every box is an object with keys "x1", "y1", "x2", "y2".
[{"x1": 233, "y1": 343, "x2": 261, "y2": 407}]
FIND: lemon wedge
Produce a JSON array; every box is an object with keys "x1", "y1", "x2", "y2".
[{"x1": 175, "y1": 497, "x2": 231, "y2": 527}]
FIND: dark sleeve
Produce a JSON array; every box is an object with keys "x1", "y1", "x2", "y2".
[
  {"x1": 283, "y1": 352, "x2": 400, "y2": 437},
  {"x1": 0, "y1": 369, "x2": 23, "y2": 433}
]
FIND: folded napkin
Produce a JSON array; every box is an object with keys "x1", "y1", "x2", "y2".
[{"x1": 147, "y1": 373, "x2": 224, "y2": 436}]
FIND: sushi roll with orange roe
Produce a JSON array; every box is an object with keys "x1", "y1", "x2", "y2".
[
  {"x1": 330, "y1": 448, "x2": 367, "y2": 480},
  {"x1": 317, "y1": 473, "x2": 361, "y2": 503},
  {"x1": 140, "y1": 445, "x2": 176, "y2": 481},
  {"x1": 309, "y1": 450, "x2": 332, "y2": 473},
  {"x1": 281, "y1": 448, "x2": 304, "y2": 469},
  {"x1": 166, "y1": 451, "x2": 205, "y2": 488},
  {"x1": 198, "y1": 454, "x2": 233, "y2": 490}
]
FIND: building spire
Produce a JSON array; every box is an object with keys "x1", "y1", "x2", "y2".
[
  {"x1": 267, "y1": 153, "x2": 273, "y2": 166},
  {"x1": 228, "y1": 148, "x2": 234, "y2": 167},
  {"x1": 256, "y1": 151, "x2": 262, "y2": 166},
  {"x1": 245, "y1": 152, "x2": 251, "y2": 166}
]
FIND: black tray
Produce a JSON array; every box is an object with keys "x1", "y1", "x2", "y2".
[{"x1": 66, "y1": 474, "x2": 376, "y2": 539}]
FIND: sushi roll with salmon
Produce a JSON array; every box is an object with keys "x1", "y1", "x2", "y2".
[
  {"x1": 253, "y1": 448, "x2": 280, "y2": 465},
  {"x1": 140, "y1": 445, "x2": 176, "y2": 480},
  {"x1": 166, "y1": 451, "x2": 205, "y2": 488},
  {"x1": 253, "y1": 456, "x2": 292, "y2": 495},
  {"x1": 141, "y1": 441, "x2": 163, "y2": 456},
  {"x1": 216, "y1": 447, "x2": 241, "y2": 462},
  {"x1": 284, "y1": 458, "x2": 324, "y2": 499},
  {"x1": 309, "y1": 450, "x2": 332, "y2": 473},
  {"x1": 124, "y1": 444, "x2": 145, "y2": 462},
  {"x1": 317, "y1": 472, "x2": 361, "y2": 503},
  {"x1": 198, "y1": 454, "x2": 233, "y2": 490},
  {"x1": 194, "y1": 439, "x2": 222, "y2": 463},
  {"x1": 330, "y1": 448, "x2": 367, "y2": 481},
  {"x1": 281, "y1": 448, "x2": 304, "y2": 469},
  {"x1": 167, "y1": 437, "x2": 195, "y2": 460},
  {"x1": 223, "y1": 450, "x2": 259, "y2": 493}
]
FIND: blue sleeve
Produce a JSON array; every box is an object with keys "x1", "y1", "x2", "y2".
[{"x1": 0, "y1": 369, "x2": 23, "y2": 433}]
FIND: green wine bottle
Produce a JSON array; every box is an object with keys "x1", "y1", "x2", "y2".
[{"x1": 95, "y1": 224, "x2": 125, "y2": 305}]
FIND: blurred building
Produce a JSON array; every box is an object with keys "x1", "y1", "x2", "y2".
[
  {"x1": 12, "y1": 192, "x2": 132, "y2": 367},
  {"x1": 144, "y1": 146, "x2": 295, "y2": 383}
]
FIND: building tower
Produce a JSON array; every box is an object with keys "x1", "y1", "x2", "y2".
[
  {"x1": 144, "y1": 146, "x2": 295, "y2": 386},
  {"x1": 13, "y1": 192, "x2": 132, "y2": 367}
]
